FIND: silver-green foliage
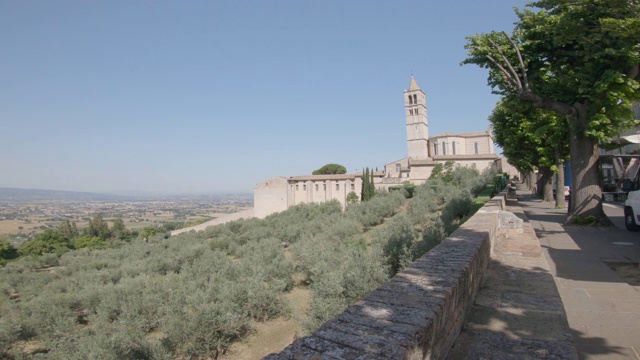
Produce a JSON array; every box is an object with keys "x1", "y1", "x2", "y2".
[
  {"x1": 0, "y1": 169, "x2": 493, "y2": 357},
  {"x1": 0, "y1": 228, "x2": 293, "y2": 358}
]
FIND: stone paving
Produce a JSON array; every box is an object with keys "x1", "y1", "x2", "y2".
[
  {"x1": 518, "y1": 192, "x2": 640, "y2": 360},
  {"x1": 448, "y1": 196, "x2": 578, "y2": 359}
]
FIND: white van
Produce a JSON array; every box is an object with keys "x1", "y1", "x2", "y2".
[{"x1": 624, "y1": 174, "x2": 640, "y2": 231}]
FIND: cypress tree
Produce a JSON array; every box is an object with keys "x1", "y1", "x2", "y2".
[
  {"x1": 369, "y1": 167, "x2": 376, "y2": 198},
  {"x1": 361, "y1": 168, "x2": 369, "y2": 201}
]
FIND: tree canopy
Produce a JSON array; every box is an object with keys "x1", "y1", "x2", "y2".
[
  {"x1": 489, "y1": 95, "x2": 569, "y2": 207},
  {"x1": 464, "y1": 0, "x2": 640, "y2": 221},
  {"x1": 312, "y1": 163, "x2": 347, "y2": 175}
]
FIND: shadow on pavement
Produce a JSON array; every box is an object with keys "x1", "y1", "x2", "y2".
[{"x1": 516, "y1": 192, "x2": 640, "y2": 359}]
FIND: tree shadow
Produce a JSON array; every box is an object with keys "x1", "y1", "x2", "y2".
[
  {"x1": 515, "y1": 193, "x2": 640, "y2": 359},
  {"x1": 449, "y1": 257, "x2": 623, "y2": 360}
]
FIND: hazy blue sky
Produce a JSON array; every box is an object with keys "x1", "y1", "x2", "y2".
[{"x1": 1, "y1": 1, "x2": 528, "y2": 194}]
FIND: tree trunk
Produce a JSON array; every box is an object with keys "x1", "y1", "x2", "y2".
[
  {"x1": 567, "y1": 123, "x2": 608, "y2": 222},
  {"x1": 527, "y1": 170, "x2": 536, "y2": 193},
  {"x1": 540, "y1": 167, "x2": 554, "y2": 203},
  {"x1": 555, "y1": 158, "x2": 567, "y2": 209}
]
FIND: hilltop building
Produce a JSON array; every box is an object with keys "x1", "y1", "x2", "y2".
[{"x1": 254, "y1": 76, "x2": 499, "y2": 218}]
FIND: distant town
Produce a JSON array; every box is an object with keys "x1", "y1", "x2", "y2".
[{"x1": 0, "y1": 188, "x2": 253, "y2": 244}]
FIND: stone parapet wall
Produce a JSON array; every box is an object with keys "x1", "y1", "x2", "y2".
[{"x1": 264, "y1": 193, "x2": 507, "y2": 360}]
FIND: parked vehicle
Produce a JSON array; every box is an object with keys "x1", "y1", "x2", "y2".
[{"x1": 624, "y1": 173, "x2": 640, "y2": 231}]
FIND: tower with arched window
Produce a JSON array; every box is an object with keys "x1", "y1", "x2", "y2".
[{"x1": 405, "y1": 75, "x2": 429, "y2": 160}]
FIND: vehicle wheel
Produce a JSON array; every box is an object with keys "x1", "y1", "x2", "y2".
[{"x1": 624, "y1": 207, "x2": 640, "y2": 231}]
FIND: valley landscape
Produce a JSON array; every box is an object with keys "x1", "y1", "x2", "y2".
[
  {"x1": 0, "y1": 169, "x2": 498, "y2": 359},
  {"x1": 0, "y1": 188, "x2": 253, "y2": 246}
]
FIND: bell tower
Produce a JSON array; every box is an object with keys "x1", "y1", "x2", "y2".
[{"x1": 405, "y1": 75, "x2": 429, "y2": 160}]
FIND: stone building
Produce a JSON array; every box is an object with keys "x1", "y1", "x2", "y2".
[
  {"x1": 382, "y1": 76, "x2": 498, "y2": 186},
  {"x1": 254, "y1": 76, "x2": 500, "y2": 218}
]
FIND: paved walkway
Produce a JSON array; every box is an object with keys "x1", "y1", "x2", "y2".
[
  {"x1": 518, "y1": 192, "x2": 640, "y2": 360},
  {"x1": 170, "y1": 208, "x2": 254, "y2": 236},
  {"x1": 449, "y1": 196, "x2": 578, "y2": 359}
]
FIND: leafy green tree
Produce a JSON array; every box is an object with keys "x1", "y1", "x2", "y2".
[
  {"x1": 429, "y1": 161, "x2": 455, "y2": 183},
  {"x1": 346, "y1": 191, "x2": 359, "y2": 205},
  {"x1": 442, "y1": 161, "x2": 455, "y2": 184},
  {"x1": 111, "y1": 217, "x2": 126, "y2": 234},
  {"x1": 0, "y1": 238, "x2": 18, "y2": 262},
  {"x1": 490, "y1": 96, "x2": 569, "y2": 207},
  {"x1": 72, "y1": 235, "x2": 109, "y2": 250},
  {"x1": 56, "y1": 219, "x2": 78, "y2": 240},
  {"x1": 312, "y1": 163, "x2": 347, "y2": 175},
  {"x1": 429, "y1": 164, "x2": 444, "y2": 180},
  {"x1": 86, "y1": 214, "x2": 111, "y2": 240},
  {"x1": 110, "y1": 216, "x2": 131, "y2": 240},
  {"x1": 139, "y1": 226, "x2": 158, "y2": 239},
  {"x1": 18, "y1": 229, "x2": 71, "y2": 257},
  {"x1": 463, "y1": 0, "x2": 640, "y2": 221}
]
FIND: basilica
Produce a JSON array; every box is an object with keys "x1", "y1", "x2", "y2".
[{"x1": 253, "y1": 76, "x2": 500, "y2": 218}]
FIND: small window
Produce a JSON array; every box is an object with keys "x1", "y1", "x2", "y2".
[
  {"x1": 474, "y1": 142, "x2": 479, "y2": 154},
  {"x1": 336, "y1": 183, "x2": 340, "y2": 190},
  {"x1": 452, "y1": 142, "x2": 456, "y2": 155},
  {"x1": 351, "y1": 183, "x2": 355, "y2": 191},
  {"x1": 413, "y1": 94, "x2": 417, "y2": 104},
  {"x1": 408, "y1": 95, "x2": 413, "y2": 104},
  {"x1": 442, "y1": 142, "x2": 446, "y2": 155},
  {"x1": 433, "y1": 143, "x2": 438, "y2": 155},
  {"x1": 315, "y1": 184, "x2": 319, "y2": 191},
  {"x1": 415, "y1": 108, "x2": 418, "y2": 115},
  {"x1": 396, "y1": 164, "x2": 401, "y2": 173}
]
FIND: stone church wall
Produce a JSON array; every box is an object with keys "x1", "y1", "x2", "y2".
[{"x1": 253, "y1": 177, "x2": 288, "y2": 219}]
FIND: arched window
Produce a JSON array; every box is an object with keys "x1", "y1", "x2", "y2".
[
  {"x1": 433, "y1": 143, "x2": 438, "y2": 155},
  {"x1": 474, "y1": 142, "x2": 479, "y2": 154},
  {"x1": 442, "y1": 142, "x2": 446, "y2": 155},
  {"x1": 413, "y1": 94, "x2": 417, "y2": 104},
  {"x1": 408, "y1": 95, "x2": 413, "y2": 104},
  {"x1": 452, "y1": 142, "x2": 456, "y2": 155}
]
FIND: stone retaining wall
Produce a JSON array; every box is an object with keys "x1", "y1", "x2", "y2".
[{"x1": 264, "y1": 192, "x2": 508, "y2": 359}]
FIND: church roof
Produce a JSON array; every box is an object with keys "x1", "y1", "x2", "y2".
[
  {"x1": 289, "y1": 174, "x2": 355, "y2": 181},
  {"x1": 430, "y1": 130, "x2": 491, "y2": 139},
  {"x1": 408, "y1": 75, "x2": 420, "y2": 91},
  {"x1": 432, "y1": 154, "x2": 499, "y2": 161},
  {"x1": 288, "y1": 171, "x2": 384, "y2": 182}
]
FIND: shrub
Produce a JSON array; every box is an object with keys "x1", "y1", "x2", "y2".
[
  {"x1": 372, "y1": 214, "x2": 416, "y2": 276},
  {"x1": 0, "y1": 238, "x2": 18, "y2": 264},
  {"x1": 72, "y1": 235, "x2": 109, "y2": 250},
  {"x1": 18, "y1": 230, "x2": 71, "y2": 257},
  {"x1": 389, "y1": 184, "x2": 416, "y2": 198}
]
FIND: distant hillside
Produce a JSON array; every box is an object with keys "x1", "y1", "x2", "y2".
[{"x1": 0, "y1": 187, "x2": 130, "y2": 202}]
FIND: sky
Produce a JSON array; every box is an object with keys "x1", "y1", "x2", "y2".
[{"x1": 0, "y1": 0, "x2": 530, "y2": 195}]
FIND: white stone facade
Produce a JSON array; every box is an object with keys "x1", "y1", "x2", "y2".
[
  {"x1": 254, "y1": 174, "x2": 380, "y2": 219},
  {"x1": 254, "y1": 76, "x2": 501, "y2": 218}
]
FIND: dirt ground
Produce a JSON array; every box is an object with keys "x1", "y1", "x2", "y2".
[
  {"x1": 220, "y1": 287, "x2": 311, "y2": 360},
  {"x1": 605, "y1": 262, "x2": 640, "y2": 286}
]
